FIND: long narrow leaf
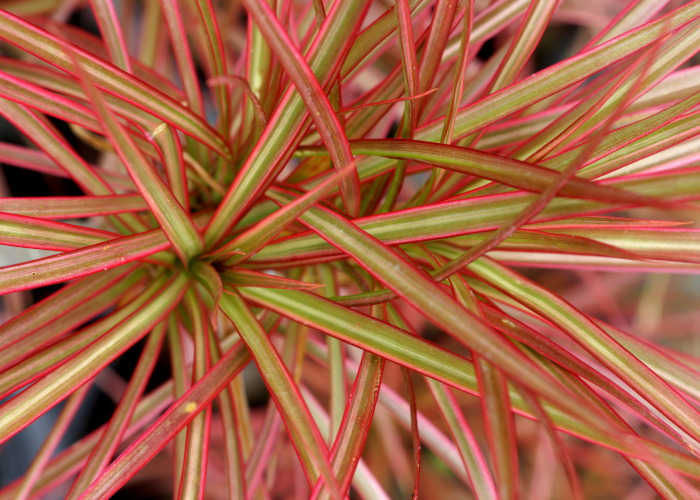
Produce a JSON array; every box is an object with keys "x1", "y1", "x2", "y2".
[
  {"x1": 0, "y1": 195, "x2": 147, "y2": 219},
  {"x1": 74, "y1": 57, "x2": 204, "y2": 263},
  {"x1": 418, "y1": 1, "x2": 700, "y2": 142},
  {"x1": 202, "y1": 0, "x2": 371, "y2": 246},
  {"x1": 0, "y1": 229, "x2": 170, "y2": 294},
  {"x1": 0, "y1": 10, "x2": 229, "y2": 157},
  {"x1": 89, "y1": 0, "x2": 132, "y2": 73},
  {"x1": 13, "y1": 382, "x2": 93, "y2": 500},
  {"x1": 0, "y1": 264, "x2": 137, "y2": 352},
  {"x1": 265, "y1": 188, "x2": 629, "y2": 430},
  {"x1": 0, "y1": 272, "x2": 189, "y2": 445},
  {"x1": 64, "y1": 322, "x2": 166, "y2": 500},
  {"x1": 220, "y1": 291, "x2": 343, "y2": 500},
  {"x1": 243, "y1": 286, "x2": 700, "y2": 478},
  {"x1": 469, "y1": 256, "x2": 700, "y2": 445},
  {"x1": 74, "y1": 338, "x2": 256, "y2": 500},
  {"x1": 241, "y1": 0, "x2": 361, "y2": 217}
]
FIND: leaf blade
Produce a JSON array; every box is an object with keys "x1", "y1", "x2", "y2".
[
  {"x1": 220, "y1": 291, "x2": 343, "y2": 500},
  {"x1": 0, "y1": 10, "x2": 230, "y2": 157}
]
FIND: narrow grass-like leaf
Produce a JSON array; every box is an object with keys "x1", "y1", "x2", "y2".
[
  {"x1": 394, "y1": 270, "x2": 505, "y2": 500},
  {"x1": 192, "y1": 0, "x2": 230, "y2": 131},
  {"x1": 0, "y1": 10, "x2": 229, "y2": 156},
  {"x1": 474, "y1": 355, "x2": 517, "y2": 500},
  {"x1": 219, "y1": 291, "x2": 343, "y2": 500},
  {"x1": 0, "y1": 272, "x2": 189, "y2": 445},
  {"x1": 167, "y1": 314, "x2": 189, "y2": 494},
  {"x1": 303, "y1": 139, "x2": 666, "y2": 206},
  {"x1": 202, "y1": 0, "x2": 371, "y2": 246},
  {"x1": 470, "y1": 256, "x2": 700, "y2": 445},
  {"x1": 591, "y1": 320, "x2": 700, "y2": 404},
  {"x1": 64, "y1": 323, "x2": 166, "y2": 500},
  {"x1": 214, "y1": 163, "x2": 355, "y2": 267},
  {"x1": 441, "y1": 0, "x2": 529, "y2": 66},
  {"x1": 0, "y1": 100, "x2": 112, "y2": 196},
  {"x1": 208, "y1": 331, "x2": 246, "y2": 500},
  {"x1": 318, "y1": 265, "x2": 347, "y2": 443},
  {"x1": 0, "y1": 68, "x2": 109, "y2": 133},
  {"x1": 28, "y1": 21, "x2": 183, "y2": 98},
  {"x1": 301, "y1": 386, "x2": 391, "y2": 500},
  {"x1": 74, "y1": 336, "x2": 252, "y2": 500},
  {"x1": 440, "y1": 0, "x2": 474, "y2": 145},
  {"x1": 311, "y1": 351, "x2": 385, "y2": 500},
  {"x1": 89, "y1": 0, "x2": 132, "y2": 73},
  {"x1": 589, "y1": 0, "x2": 672, "y2": 48},
  {"x1": 519, "y1": 387, "x2": 583, "y2": 500},
  {"x1": 417, "y1": 0, "x2": 459, "y2": 105},
  {"x1": 401, "y1": 366, "x2": 421, "y2": 499},
  {"x1": 531, "y1": 227, "x2": 700, "y2": 264},
  {"x1": 244, "y1": 400, "x2": 283, "y2": 496},
  {"x1": 209, "y1": 75, "x2": 268, "y2": 135},
  {"x1": 13, "y1": 381, "x2": 93, "y2": 500},
  {"x1": 426, "y1": 381, "x2": 499, "y2": 500},
  {"x1": 0, "y1": 213, "x2": 116, "y2": 251},
  {"x1": 265, "y1": 188, "x2": 636, "y2": 429},
  {"x1": 525, "y1": 217, "x2": 691, "y2": 229},
  {"x1": 0, "y1": 141, "x2": 72, "y2": 178},
  {"x1": 377, "y1": 0, "x2": 419, "y2": 213},
  {"x1": 158, "y1": 0, "x2": 204, "y2": 115},
  {"x1": 178, "y1": 290, "x2": 213, "y2": 500},
  {"x1": 191, "y1": 261, "x2": 223, "y2": 318},
  {"x1": 0, "y1": 195, "x2": 147, "y2": 219},
  {"x1": 441, "y1": 230, "x2": 637, "y2": 266},
  {"x1": 241, "y1": 0, "x2": 361, "y2": 217},
  {"x1": 339, "y1": 88, "x2": 438, "y2": 116},
  {"x1": 154, "y1": 126, "x2": 190, "y2": 211},
  {"x1": 75, "y1": 58, "x2": 204, "y2": 264},
  {"x1": 341, "y1": 0, "x2": 429, "y2": 78},
  {"x1": 485, "y1": 0, "x2": 561, "y2": 95},
  {"x1": 221, "y1": 269, "x2": 323, "y2": 290},
  {"x1": 135, "y1": 0, "x2": 161, "y2": 65},
  {"x1": 244, "y1": 0, "x2": 274, "y2": 146},
  {"x1": 0, "y1": 229, "x2": 170, "y2": 294}
]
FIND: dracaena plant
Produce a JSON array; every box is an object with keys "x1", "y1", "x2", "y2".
[{"x1": 4, "y1": 0, "x2": 700, "y2": 498}]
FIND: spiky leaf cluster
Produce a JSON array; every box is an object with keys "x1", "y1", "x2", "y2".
[{"x1": 1, "y1": 0, "x2": 700, "y2": 499}]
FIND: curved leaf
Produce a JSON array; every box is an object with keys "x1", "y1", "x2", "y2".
[
  {"x1": 0, "y1": 272, "x2": 189, "y2": 445},
  {"x1": 0, "y1": 10, "x2": 229, "y2": 157}
]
